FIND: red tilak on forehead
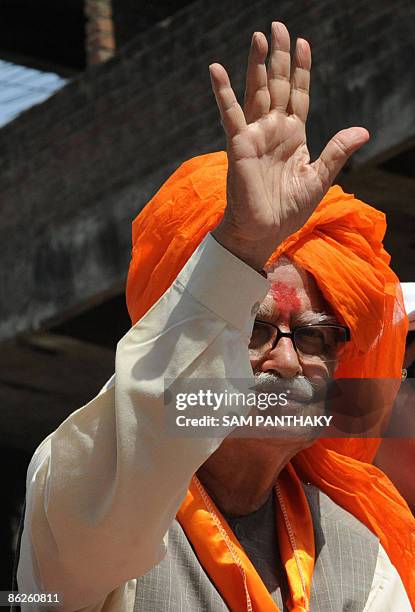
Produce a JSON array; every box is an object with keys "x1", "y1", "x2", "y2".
[{"x1": 270, "y1": 282, "x2": 301, "y2": 316}]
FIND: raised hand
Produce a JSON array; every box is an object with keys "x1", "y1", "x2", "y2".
[{"x1": 210, "y1": 22, "x2": 369, "y2": 270}]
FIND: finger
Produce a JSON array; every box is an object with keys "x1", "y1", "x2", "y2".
[
  {"x1": 287, "y1": 38, "x2": 311, "y2": 122},
  {"x1": 243, "y1": 32, "x2": 270, "y2": 124},
  {"x1": 267, "y1": 21, "x2": 291, "y2": 113},
  {"x1": 209, "y1": 63, "x2": 247, "y2": 138},
  {"x1": 313, "y1": 127, "x2": 370, "y2": 186}
]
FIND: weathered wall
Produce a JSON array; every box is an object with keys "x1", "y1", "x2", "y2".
[{"x1": 1, "y1": 0, "x2": 415, "y2": 341}]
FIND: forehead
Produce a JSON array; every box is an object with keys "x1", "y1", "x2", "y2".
[{"x1": 261, "y1": 258, "x2": 329, "y2": 317}]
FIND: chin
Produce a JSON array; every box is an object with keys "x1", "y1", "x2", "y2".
[{"x1": 254, "y1": 424, "x2": 322, "y2": 446}]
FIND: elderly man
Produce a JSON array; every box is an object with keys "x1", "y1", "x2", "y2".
[{"x1": 17, "y1": 22, "x2": 414, "y2": 611}]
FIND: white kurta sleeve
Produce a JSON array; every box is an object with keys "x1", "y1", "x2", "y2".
[
  {"x1": 363, "y1": 543, "x2": 412, "y2": 611},
  {"x1": 17, "y1": 234, "x2": 269, "y2": 611}
]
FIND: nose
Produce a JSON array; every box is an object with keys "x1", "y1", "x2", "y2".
[{"x1": 259, "y1": 336, "x2": 303, "y2": 378}]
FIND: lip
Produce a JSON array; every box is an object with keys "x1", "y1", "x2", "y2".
[{"x1": 285, "y1": 389, "x2": 315, "y2": 403}]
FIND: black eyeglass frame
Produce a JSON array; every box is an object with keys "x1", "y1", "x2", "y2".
[{"x1": 250, "y1": 319, "x2": 351, "y2": 360}]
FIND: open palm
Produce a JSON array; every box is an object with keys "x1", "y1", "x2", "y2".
[{"x1": 211, "y1": 22, "x2": 369, "y2": 270}]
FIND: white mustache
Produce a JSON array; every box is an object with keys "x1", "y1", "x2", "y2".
[{"x1": 254, "y1": 372, "x2": 321, "y2": 403}]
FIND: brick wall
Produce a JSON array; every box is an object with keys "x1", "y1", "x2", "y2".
[
  {"x1": 1, "y1": 0, "x2": 415, "y2": 340},
  {"x1": 111, "y1": 0, "x2": 192, "y2": 48}
]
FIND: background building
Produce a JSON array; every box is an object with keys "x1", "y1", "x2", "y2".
[{"x1": 1, "y1": 0, "x2": 414, "y2": 588}]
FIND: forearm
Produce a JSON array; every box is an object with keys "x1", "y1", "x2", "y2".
[{"x1": 18, "y1": 234, "x2": 269, "y2": 610}]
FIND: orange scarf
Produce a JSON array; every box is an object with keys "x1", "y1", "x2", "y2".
[
  {"x1": 126, "y1": 151, "x2": 415, "y2": 608},
  {"x1": 177, "y1": 468, "x2": 315, "y2": 611}
]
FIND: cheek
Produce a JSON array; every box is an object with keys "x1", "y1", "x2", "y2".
[
  {"x1": 270, "y1": 282, "x2": 301, "y2": 316},
  {"x1": 301, "y1": 358, "x2": 334, "y2": 380}
]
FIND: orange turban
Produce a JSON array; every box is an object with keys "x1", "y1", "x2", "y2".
[{"x1": 126, "y1": 151, "x2": 415, "y2": 607}]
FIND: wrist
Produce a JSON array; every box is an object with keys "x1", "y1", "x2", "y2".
[{"x1": 211, "y1": 225, "x2": 274, "y2": 271}]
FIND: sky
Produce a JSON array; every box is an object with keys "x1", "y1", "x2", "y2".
[{"x1": 0, "y1": 59, "x2": 67, "y2": 127}]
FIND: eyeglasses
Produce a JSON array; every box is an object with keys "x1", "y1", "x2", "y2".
[{"x1": 249, "y1": 320, "x2": 351, "y2": 363}]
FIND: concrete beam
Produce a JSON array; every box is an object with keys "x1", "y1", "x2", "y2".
[{"x1": 0, "y1": 333, "x2": 114, "y2": 452}]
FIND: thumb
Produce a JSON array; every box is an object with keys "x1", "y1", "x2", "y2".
[{"x1": 313, "y1": 127, "x2": 370, "y2": 187}]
